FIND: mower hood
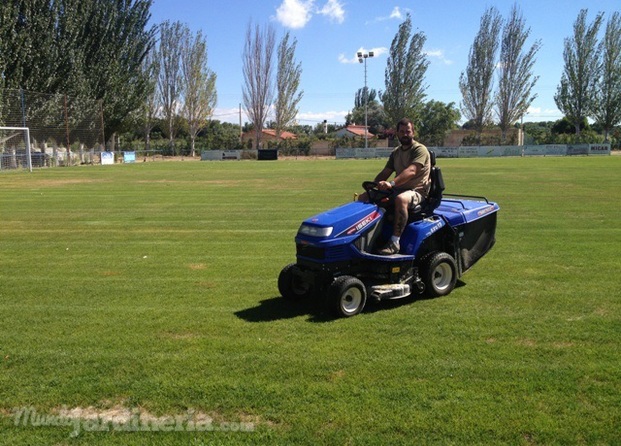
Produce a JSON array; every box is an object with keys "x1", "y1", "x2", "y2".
[{"x1": 296, "y1": 201, "x2": 383, "y2": 241}]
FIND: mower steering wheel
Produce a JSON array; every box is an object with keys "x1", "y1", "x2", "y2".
[{"x1": 362, "y1": 181, "x2": 393, "y2": 204}]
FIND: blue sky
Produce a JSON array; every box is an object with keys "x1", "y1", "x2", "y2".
[{"x1": 149, "y1": 0, "x2": 621, "y2": 126}]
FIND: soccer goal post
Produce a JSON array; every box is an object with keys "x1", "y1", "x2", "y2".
[{"x1": 0, "y1": 126, "x2": 32, "y2": 172}]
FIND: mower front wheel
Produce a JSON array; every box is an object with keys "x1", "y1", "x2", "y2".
[
  {"x1": 421, "y1": 251, "x2": 457, "y2": 297},
  {"x1": 327, "y1": 275, "x2": 367, "y2": 318},
  {"x1": 278, "y1": 263, "x2": 312, "y2": 300}
]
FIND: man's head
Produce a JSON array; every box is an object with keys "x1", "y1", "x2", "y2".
[{"x1": 396, "y1": 118, "x2": 414, "y2": 147}]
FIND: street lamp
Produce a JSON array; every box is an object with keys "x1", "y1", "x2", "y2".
[{"x1": 357, "y1": 50, "x2": 374, "y2": 148}]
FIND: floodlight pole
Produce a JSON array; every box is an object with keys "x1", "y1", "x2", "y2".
[{"x1": 358, "y1": 51, "x2": 374, "y2": 149}]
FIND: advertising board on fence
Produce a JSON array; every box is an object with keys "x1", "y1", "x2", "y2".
[
  {"x1": 501, "y1": 146, "x2": 523, "y2": 157},
  {"x1": 457, "y1": 147, "x2": 480, "y2": 158},
  {"x1": 544, "y1": 145, "x2": 568, "y2": 156},
  {"x1": 100, "y1": 151, "x2": 114, "y2": 165},
  {"x1": 375, "y1": 148, "x2": 393, "y2": 158},
  {"x1": 123, "y1": 151, "x2": 136, "y2": 163},
  {"x1": 589, "y1": 144, "x2": 611, "y2": 155},
  {"x1": 335, "y1": 148, "x2": 356, "y2": 159},
  {"x1": 567, "y1": 144, "x2": 590, "y2": 156},
  {"x1": 201, "y1": 150, "x2": 242, "y2": 161},
  {"x1": 524, "y1": 145, "x2": 547, "y2": 156},
  {"x1": 335, "y1": 148, "x2": 394, "y2": 159},
  {"x1": 201, "y1": 151, "x2": 221, "y2": 161},
  {"x1": 458, "y1": 146, "x2": 524, "y2": 158},
  {"x1": 222, "y1": 150, "x2": 241, "y2": 160},
  {"x1": 356, "y1": 148, "x2": 376, "y2": 159},
  {"x1": 257, "y1": 149, "x2": 278, "y2": 160},
  {"x1": 433, "y1": 147, "x2": 459, "y2": 158}
]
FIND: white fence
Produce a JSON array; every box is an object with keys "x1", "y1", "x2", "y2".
[{"x1": 335, "y1": 144, "x2": 611, "y2": 159}]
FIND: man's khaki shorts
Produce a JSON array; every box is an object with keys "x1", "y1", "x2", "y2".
[{"x1": 396, "y1": 189, "x2": 424, "y2": 208}]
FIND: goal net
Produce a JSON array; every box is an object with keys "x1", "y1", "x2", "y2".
[
  {"x1": 0, "y1": 127, "x2": 32, "y2": 172},
  {"x1": 1, "y1": 88, "x2": 104, "y2": 171}
]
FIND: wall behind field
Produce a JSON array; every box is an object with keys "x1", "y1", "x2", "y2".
[{"x1": 335, "y1": 144, "x2": 611, "y2": 159}]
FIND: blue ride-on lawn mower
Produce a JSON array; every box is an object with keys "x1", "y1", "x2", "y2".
[{"x1": 278, "y1": 152, "x2": 499, "y2": 318}]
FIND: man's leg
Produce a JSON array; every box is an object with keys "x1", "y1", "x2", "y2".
[
  {"x1": 377, "y1": 191, "x2": 421, "y2": 255},
  {"x1": 392, "y1": 193, "x2": 409, "y2": 238}
]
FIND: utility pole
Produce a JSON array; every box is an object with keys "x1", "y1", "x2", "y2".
[
  {"x1": 357, "y1": 50, "x2": 374, "y2": 149},
  {"x1": 239, "y1": 103, "x2": 242, "y2": 145}
]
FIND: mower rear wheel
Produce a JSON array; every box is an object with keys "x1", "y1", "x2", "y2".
[
  {"x1": 421, "y1": 251, "x2": 457, "y2": 297},
  {"x1": 327, "y1": 275, "x2": 367, "y2": 317},
  {"x1": 278, "y1": 263, "x2": 312, "y2": 300}
]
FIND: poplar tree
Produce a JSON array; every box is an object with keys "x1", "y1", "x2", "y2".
[
  {"x1": 459, "y1": 7, "x2": 502, "y2": 140},
  {"x1": 242, "y1": 22, "x2": 276, "y2": 150},
  {"x1": 592, "y1": 12, "x2": 621, "y2": 141},
  {"x1": 140, "y1": 46, "x2": 160, "y2": 151},
  {"x1": 83, "y1": 0, "x2": 154, "y2": 140},
  {"x1": 181, "y1": 30, "x2": 217, "y2": 157},
  {"x1": 274, "y1": 32, "x2": 303, "y2": 139},
  {"x1": 0, "y1": 0, "x2": 155, "y2": 140},
  {"x1": 380, "y1": 13, "x2": 429, "y2": 127},
  {"x1": 495, "y1": 4, "x2": 541, "y2": 142},
  {"x1": 554, "y1": 9, "x2": 604, "y2": 136},
  {"x1": 0, "y1": 0, "x2": 57, "y2": 92},
  {"x1": 157, "y1": 20, "x2": 186, "y2": 154}
]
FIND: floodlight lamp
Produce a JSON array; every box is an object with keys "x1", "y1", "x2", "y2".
[
  {"x1": 357, "y1": 52, "x2": 362, "y2": 58},
  {"x1": 369, "y1": 51, "x2": 374, "y2": 57}
]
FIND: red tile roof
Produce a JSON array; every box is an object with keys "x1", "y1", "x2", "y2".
[{"x1": 261, "y1": 129, "x2": 297, "y2": 139}]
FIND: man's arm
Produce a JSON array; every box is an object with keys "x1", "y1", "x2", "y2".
[
  {"x1": 391, "y1": 163, "x2": 419, "y2": 188},
  {"x1": 377, "y1": 163, "x2": 420, "y2": 190},
  {"x1": 374, "y1": 167, "x2": 393, "y2": 183}
]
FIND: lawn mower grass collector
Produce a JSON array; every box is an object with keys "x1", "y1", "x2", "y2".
[{"x1": 278, "y1": 153, "x2": 500, "y2": 317}]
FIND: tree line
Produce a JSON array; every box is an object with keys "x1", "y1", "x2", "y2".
[
  {"x1": 351, "y1": 6, "x2": 621, "y2": 147},
  {"x1": 2, "y1": 1, "x2": 620, "y2": 153},
  {"x1": 0, "y1": 0, "x2": 154, "y2": 144}
]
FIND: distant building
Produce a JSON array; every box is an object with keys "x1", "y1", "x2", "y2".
[
  {"x1": 241, "y1": 129, "x2": 297, "y2": 148},
  {"x1": 333, "y1": 125, "x2": 375, "y2": 140}
]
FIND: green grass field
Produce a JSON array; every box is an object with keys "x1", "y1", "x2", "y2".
[{"x1": 1, "y1": 156, "x2": 620, "y2": 445}]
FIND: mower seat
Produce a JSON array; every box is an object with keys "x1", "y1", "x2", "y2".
[{"x1": 408, "y1": 150, "x2": 445, "y2": 221}]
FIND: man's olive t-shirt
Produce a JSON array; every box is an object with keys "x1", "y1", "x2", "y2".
[{"x1": 385, "y1": 141, "x2": 431, "y2": 197}]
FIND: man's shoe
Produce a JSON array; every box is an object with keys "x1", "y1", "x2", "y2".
[{"x1": 377, "y1": 241, "x2": 400, "y2": 255}]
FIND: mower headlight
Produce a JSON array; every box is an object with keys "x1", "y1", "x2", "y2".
[{"x1": 298, "y1": 224, "x2": 333, "y2": 238}]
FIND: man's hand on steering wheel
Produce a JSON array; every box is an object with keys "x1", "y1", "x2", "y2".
[
  {"x1": 361, "y1": 181, "x2": 395, "y2": 205},
  {"x1": 377, "y1": 180, "x2": 394, "y2": 191}
]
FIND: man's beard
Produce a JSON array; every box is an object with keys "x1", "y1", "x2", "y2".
[{"x1": 399, "y1": 135, "x2": 413, "y2": 146}]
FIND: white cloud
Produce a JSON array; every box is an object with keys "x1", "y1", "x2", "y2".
[
  {"x1": 425, "y1": 49, "x2": 453, "y2": 65},
  {"x1": 339, "y1": 47, "x2": 388, "y2": 64},
  {"x1": 275, "y1": 0, "x2": 314, "y2": 29},
  {"x1": 317, "y1": 0, "x2": 345, "y2": 24},
  {"x1": 390, "y1": 6, "x2": 404, "y2": 20},
  {"x1": 275, "y1": 0, "x2": 345, "y2": 29},
  {"x1": 366, "y1": 6, "x2": 409, "y2": 24},
  {"x1": 525, "y1": 106, "x2": 562, "y2": 120},
  {"x1": 297, "y1": 110, "x2": 348, "y2": 124}
]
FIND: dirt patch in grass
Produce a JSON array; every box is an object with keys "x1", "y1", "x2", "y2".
[{"x1": 33, "y1": 178, "x2": 108, "y2": 187}]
